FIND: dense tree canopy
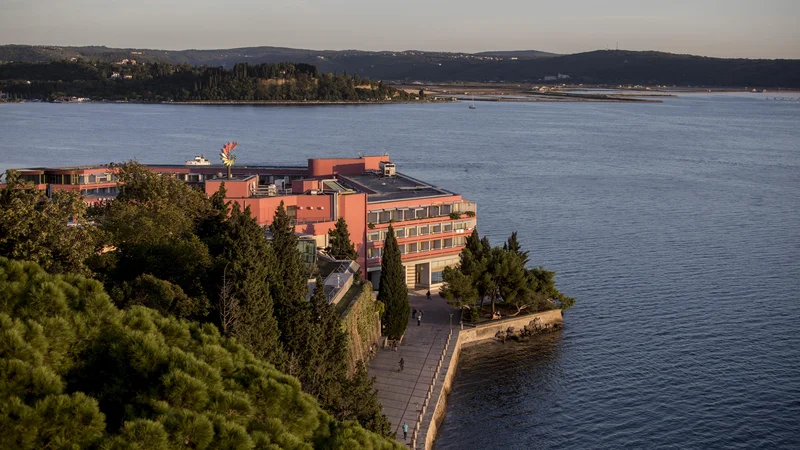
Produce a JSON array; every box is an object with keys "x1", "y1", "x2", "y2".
[
  {"x1": 1, "y1": 163, "x2": 392, "y2": 437},
  {"x1": 442, "y1": 230, "x2": 575, "y2": 317},
  {"x1": 0, "y1": 258, "x2": 400, "y2": 450},
  {"x1": 0, "y1": 171, "x2": 96, "y2": 276},
  {"x1": 0, "y1": 61, "x2": 415, "y2": 102}
]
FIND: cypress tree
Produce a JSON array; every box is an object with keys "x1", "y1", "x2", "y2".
[
  {"x1": 268, "y1": 201, "x2": 311, "y2": 373},
  {"x1": 219, "y1": 203, "x2": 281, "y2": 363},
  {"x1": 326, "y1": 217, "x2": 358, "y2": 261},
  {"x1": 378, "y1": 225, "x2": 409, "y2": 339}
]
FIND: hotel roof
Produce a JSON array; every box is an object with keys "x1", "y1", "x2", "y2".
[{"x1": 339, "y1": 171, "x2": 456, "y2": 203}]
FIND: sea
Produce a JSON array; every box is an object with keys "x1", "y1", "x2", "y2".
[{"x1": 1, "y1": 94, "x2": 799, "y2": 449}]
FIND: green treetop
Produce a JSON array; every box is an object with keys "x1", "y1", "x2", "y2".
[
  {"x1": 504, "y1": 231, "x2": 530, "y2": 266},
  {"x1": 378, "y1": 225, "x2": 409, "y2": 339},
  {"x1": 0, "y1": 170, "x2": 97, "y2": 276},
  {"x1": 0, "y1": 257, "x2": 401, "y2": 450},
  {"x1": 217, "y1": 203, "x2": 281, "y2": 363},
  {"x1": 268, "y1": 201, "x2": 311, "y2": 373},
  {"x1": 326, "y1": 217, "x2": 358, "y2": 261}
]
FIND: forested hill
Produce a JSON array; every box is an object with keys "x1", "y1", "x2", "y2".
[
  {"x1": 0, "y1": 61, "x2": 414, "y2": 102},
  {"x1": 2, "y1": 44, "x2": 800, "y2": 87}
]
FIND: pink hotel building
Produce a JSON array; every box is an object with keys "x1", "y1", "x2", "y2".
[{"x1": 8, "y1": 155, "x2": 476, "y2": 289}]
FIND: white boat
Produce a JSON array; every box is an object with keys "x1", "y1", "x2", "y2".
[
  {"x1": 469, "y1": 95, "x2": 476, "y2": 109},
  {"x1": 185, "y1": 155, "x2": 212, "y2": 166}
]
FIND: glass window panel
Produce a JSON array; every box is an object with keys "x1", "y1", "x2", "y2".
[{"x1": 432, "y1": 271, "x2": 444, "y2": 284}]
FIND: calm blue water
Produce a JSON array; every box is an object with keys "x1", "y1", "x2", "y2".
[{"x1": 2, "y1": 94, "x2": 799, "y2": 448}]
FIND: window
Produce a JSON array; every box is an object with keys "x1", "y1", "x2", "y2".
[
  {"x1": 454, "y1": 236, "x2": 466, "y2": 246},
  {"x1": 408, "y1": 242, "x2": 418, "y2": 253},
  {"x1": 407, "y1": 227, "x2": 417, "y2": 237},
  {"x1": 419, "y1": 225, "x2": 429, "y2": 235},
  {"x1": 443, "y1": 238, "x2": 453, "y2": 248},
  {"x1": 443, "y1": 223, "x2": 453, "y2": 232},
  {"x1": 380, "y1": 211, "x2": 391, "y2": 223},
  {"x1": 404, "y1": 209, "x2": 415, "y2": 221},
  {"x1": 415, "y1": 208, "x2": 427, "y2": 219},
  {"x1": 431, "y1": 271, "x2": 444, "y2": 284},
  {"x1": 431, "y1": 224, "x2": 442, "y2": 234},
  {"x1": 368, "y1": 248, "x2": 382, "y2": 259},
  {"x1": 430, "y1": 205, "x2": 440, "y2": 217},
  {"x1": 455, "y1": 221, "x2": 467, "y2": 231},
  {"x1": 398, "y1": 244, "x2": 406, "y2": 254},
  {"x1": 392, "y1": 209, "x2": 404, "y2": 222},
  {"x1": 420, "y1": 241, "x2": 430, "y2": 251},
  {"x1": 368, "y1": 212, "x2": 378, "y2": 223},
  {"x1": 442, "y1": 204, "x2": 452, "y2": 215},
  {"x1": 368, "y1": 232, "x2": 380, "y2": 242},
  {"x1": 396, "y1": 228, "x2": 406, "y2": 238},
  {"x1": 433, "y1": 240, "x2": 442, "y2": 250},
  {"x1": 380, "y1": 230, "x2": 388, "y2": 241}
]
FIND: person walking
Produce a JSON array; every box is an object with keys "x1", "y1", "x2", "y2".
[
  {"x1": 412, "y1": 308, "x2": 417, "y2": 319},
  {"x1": 417, "y1": 314, "x2": 421, "y2": 326},
  {"x1": 403, "y1": 422, "x2": 409, "y2": 440},
  {"x1": 426, "y1": 290, "x2": 431, "y2": 301},
  {"x1": 399, "y1": 357, "x2": 404, "y2": 372}
]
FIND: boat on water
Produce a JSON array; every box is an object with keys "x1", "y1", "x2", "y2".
[
  {"x1": 185, "y1": 155, "x2": 212, "y2": 166},
  {"x1": 469, "y1": 95, "x2": 477, "y2": 109}
]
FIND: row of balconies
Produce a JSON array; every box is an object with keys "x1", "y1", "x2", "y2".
[{"x1": 367, "y1": 201, "x2": 477, "y2": 226}]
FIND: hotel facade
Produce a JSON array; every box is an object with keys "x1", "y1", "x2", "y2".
[{"x1": 7, "y1": 155, "x2": 476, "y2": 289}]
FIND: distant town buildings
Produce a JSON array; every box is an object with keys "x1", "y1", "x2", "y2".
[
  {"x1": 544, "y1": 73, "x2": 570, "y2": 81},
  {"x1": 7, "y1": 154, "x2": 476, "y2": 290}
]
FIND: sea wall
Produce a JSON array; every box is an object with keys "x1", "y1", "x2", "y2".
[
  {"x1": 459, "y1": 309, "x2": 563, "y2": 346},
  {"x1": 340, "y1": 282, "x2": 382, "y2": 375},
  {"x1": 422, "y1": 309, "x2": 564, "y2": 449}
]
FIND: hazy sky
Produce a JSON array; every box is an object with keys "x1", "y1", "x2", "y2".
[{"x1": 2, "y1": 0, "x2": 799, "y2": 58}]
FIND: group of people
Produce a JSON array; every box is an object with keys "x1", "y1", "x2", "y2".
[{"x1": 412, "y1": 308, "x2": 424, "y2": 326}]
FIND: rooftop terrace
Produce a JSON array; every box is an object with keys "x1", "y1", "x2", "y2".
[{"x1": 339, "y1": 171, "x2": 455, "y2": 203}]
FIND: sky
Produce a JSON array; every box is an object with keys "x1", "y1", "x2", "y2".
[{"x1": 1, "y1": 0, "x2": 799, "y2": 59}]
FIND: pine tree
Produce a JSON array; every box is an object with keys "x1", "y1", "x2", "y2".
[
  {"x1": 378, "y1": 225, "x2": 409, "y2": 339},
  {"x1": 219, "y1": 203, "x2": 281, "y2": 362},
  {"x1": 326, "y1": 217, "x2": 358, "y2": 260},
  {"x1": 504, "y1": 231, "x2": 529, "y2": 266}
]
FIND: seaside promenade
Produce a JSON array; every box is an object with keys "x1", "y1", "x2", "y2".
[{"x1": 368, "y1": 290, "x2": 461, "y2": 448}]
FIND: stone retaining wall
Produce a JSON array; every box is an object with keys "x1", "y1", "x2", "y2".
[{"x1": 340, "y1": 282, "x2": 382, "y2": 375}]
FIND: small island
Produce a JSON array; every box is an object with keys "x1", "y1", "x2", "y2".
[{"x1": 0, "y1": 60, "x2": 426, "y2": 103}]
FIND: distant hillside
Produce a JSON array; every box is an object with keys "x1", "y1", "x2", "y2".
[
  {"x1": 2, "y1": 45, "x2": 799, "y2": 87},
  {"x1": 474, "y1": 50, "x2": 559, "y2": 58}
]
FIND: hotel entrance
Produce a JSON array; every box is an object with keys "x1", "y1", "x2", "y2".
[{"x1": 414, "y1": 263, "x2": 430, "y2": 288}]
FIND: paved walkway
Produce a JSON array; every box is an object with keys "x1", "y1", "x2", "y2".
[{"x1": 368, "y1": 290, "x2": 461, "y2": 447}]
